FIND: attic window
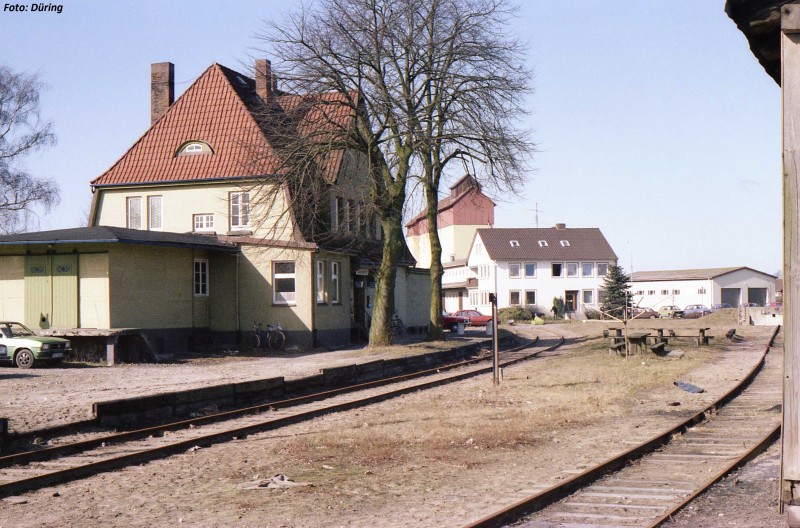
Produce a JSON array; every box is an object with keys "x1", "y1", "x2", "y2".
[
  {"x1": 176, "y1": 141, "x2": 214, "y2": 156},
  {"x1": 509, "y1": 240, "x2": 520, "y2": 247},
  {"x1": 538, "y1": 240, "x2": 548, "y2": 247},
  {"x1": 560, "y1": 240, "x2": 570, "y2": 247}
]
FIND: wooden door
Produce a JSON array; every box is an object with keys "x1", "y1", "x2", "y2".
[
  {"x1": 24, "y1": 255, "x2": 51, "y2": 328},
  {"x1": 51, "y1": 254, "x2": 78, "y2": 328}
]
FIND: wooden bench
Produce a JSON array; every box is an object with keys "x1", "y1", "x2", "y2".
[
  {"x1": 649, "y1": 341, "x2": 666, "y2": 353},
  {"x1": 608, "y1": 341, "x2": 626, "y2": 355}
]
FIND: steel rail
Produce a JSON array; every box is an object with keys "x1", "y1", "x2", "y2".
[
  {"x1": 0, "y1": 336, "x2": 537, "y2": 467},
  {"x1": 463, "y1": 325, "x2": 781, "y2": 528},
  {"x1": 0, "y1": 335, "x2": 566, "y2": 498}
]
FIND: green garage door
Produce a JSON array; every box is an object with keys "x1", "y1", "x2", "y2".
[{"x1": 24, "y1": 255, "x2": 77, "y2": 329}]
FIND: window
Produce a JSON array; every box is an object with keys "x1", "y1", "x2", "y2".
[
  {"x1": 336, "y1": 197, "x2": 346, "y2": 231},
  {"x1": 698, "y1": 287, "x2": 707, "y2": 294},
  {"x1": 581, "y1": 262, "x2": 594, "y2": 277},
  {"x1": 347, "y1": 199, "x2": 356, "y2": 233},
  {"x1": 331, "y1": 196, "x2": 339, "y2": 230},
  {"x1": 193, "y1": 259, "x2": 208, "y2": 296},
  {"x1": 316, "y1": 261, "x2": 326, "y2": 303},
  {"x1": 525, "y1": 290, "x2": 537, "y2": 305},
  {"x1": 598, "y1": 289, "x2": 607, "y2": 304},
  {"x1": 636, "y1": 290, "x2": 644, "y2": 296},
  {"x1": 552, "y1": 263, "x2": 563, "y2": 277},
  {"x1": 273, "y1": 262, "x2": 296, "y2": 304},
  {"x1": 673, "y1": 289, "x2": 680, "y2": 295},
  {"x1": 127, "y1": 197, "x2": 142, "y2": 229},
  {"x1": 148, "y1": 196, "x2": 162, "y2": 230},
  {"x1": 177, "y1": 141, "x2": 213, "y2": 156},
  {"x1": 648, "y1": 290, "x2": 655, "y2": 295},
  {"x1": 509, "y1": 290, "x2": 521, "y2": 305},
  {"x1": 374, "y1": 215, "x2": 382, "y2": 240},
  {"x1": 597, "y1": 263, "x2": 609, "y2": 276},
  {"x1": 525, "y1": 263, "x2": 536, "y2": 277},
  {"x1": 193, "y1": 214, "x2": 214, "y2": 232},
  {"x1": 661, "y1": 289, "x2": 669, "y2": 295},
  {"x1": 479, "y1": 264, "x2": 491, "y2": 279},
  {"x1": 330, "y1": 261, "x2": 340, "y2": 304},
  {"x1": 582, "y1": 290, "x2": 594, "y2": 304},
  {"x1": 560, "y1": 240, "x2": 570, "y2": 247},
  {"x1": 566, "y1": 262, "x2": 578, "y2": 277},
  {"x1": 470, "y1": 290, "x2": 491, "y2": 306},
  {"x1": 230, "y1": 192, "x2": 250, "y2": 228},
  {"x1": 475, "y1": 243, "x2": 483, "y2": 255},
  {"x1": 509, "y1": 240, "x2": 520, "y2": 247},
  {"x1": 538, "y1": 240, "x2": 548, "y2": 247},
  {"x1": 509, "y1": 263, "x2": 520, "y2": 278}
]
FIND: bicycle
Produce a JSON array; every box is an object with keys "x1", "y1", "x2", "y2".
[
  {"x1": 247, "y1": 321, "x2": 286, "y2": 350},
  {"x1": 390, "y1": 312, "x2": 404, "y2": 336}
]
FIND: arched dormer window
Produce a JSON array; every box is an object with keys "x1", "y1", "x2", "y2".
[{"x1": 176, "y1": 140, "x2": 214, "y2": 156}]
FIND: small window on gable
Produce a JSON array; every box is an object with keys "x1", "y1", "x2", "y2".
[
  {"x1": 509, "y1": 240, "x2": 519, "y2": 247},
  {"x1": 538, "y1": 240, "x2": 548, "y2": 247},
  {"x1": 560, "y1": 240, "x2": 570, "y2": 247},
  {"x1": 176, "y1": 141, "x2": 213, "y2": 156}
]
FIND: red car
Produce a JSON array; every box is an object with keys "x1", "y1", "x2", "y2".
[
  {"x1": 453, "y1": 309, "x2": 492, "y2": 327},
  {"x1": 442, "y1": 311, "x2": 470, "y2": 332}
]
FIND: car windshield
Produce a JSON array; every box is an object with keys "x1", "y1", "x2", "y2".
[{"x1": 1, "y1": 323, "x2": 34, "y2": 338}]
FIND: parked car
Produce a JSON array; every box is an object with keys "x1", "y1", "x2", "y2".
[
  {"x1": 683, "y1": 304, "x2": 712, "y2": 318},
  {"x1": 631, "y1": 307, "x2": 659, "y2": 319},
  {"x1": 453, "y1": 309, "x2": 492, "y2": 327},
  {"x1": 742, "y1": 302, "x2": 760, "y2": 307},
  {"x1": 658, "y1": 305, "x2": 684, "y2": 319},
  {"x1": 711, "y1": 303, "x2": 732, "y2": 310},
  {"x1": 0, "y1": 322, "x2": 71, "y2": 368},
  {"x1": 442, "y1": 312, "x2": 470, "y2": 332}
]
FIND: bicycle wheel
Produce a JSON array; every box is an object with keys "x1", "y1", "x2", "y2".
[
  {"x1": 268, "y1": 330, "x2": 286, "y2": 350},
  {"x1": 246, "y1": 331, "x2": 262, "y2": 348}
]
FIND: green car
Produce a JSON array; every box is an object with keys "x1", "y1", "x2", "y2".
[{"x1": 0, "y1": 322, "x2": 72, "y2": 369}]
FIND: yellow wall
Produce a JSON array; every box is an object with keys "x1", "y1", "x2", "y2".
[
  {"x1": 78, "y1": 253, "x2": 110, "y2": 328},
  {"x1": 0, "y1": 256, "x2": 25, "y2": 322},
  {"x1": 312, "y1": 251, "x2": 352, "y2": 333},
  {"x1": 93, "y1": 181, "x2": 295, "y2": 241},
  {"x1": 406, "y1": 224, "x2": 483, "y2": 269},
  {"x1": 108, "y1": 245, "x2": 210, "y2": 329}
]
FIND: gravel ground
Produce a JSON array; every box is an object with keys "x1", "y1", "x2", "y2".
[{"x1": 0, "y1": 321, "x2": 779, "y2": 528}]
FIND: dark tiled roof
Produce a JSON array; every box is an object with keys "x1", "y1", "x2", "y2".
[
  {"x1": 0, "y1": 226, "x2": 238, "y2": 252},
  {"x1": 91, "y1": 64, "x2": 353, "y2": 187},
  {"x1": 475, "y1": 227, "x2": 616, "y2": 261},
  {"x1": 631, "y1": 267, "x2": 777, "y2": 282}
]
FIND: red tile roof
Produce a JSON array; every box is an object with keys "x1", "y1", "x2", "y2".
[{"x1": 91, "y1": 64, "x2": 354, "y2": 187}]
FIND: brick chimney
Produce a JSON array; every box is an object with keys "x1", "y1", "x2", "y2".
[
  {"x1": 255, "y1": 59, "x2": 273, "y2": 102},
  {"x1": 150, "y1": 62, "x2": 174, "y2": 124},
  {"x1": 555, "y1": 223, "x2": 566, "y2": 230}
]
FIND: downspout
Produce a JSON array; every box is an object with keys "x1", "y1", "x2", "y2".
[
  {"x1": 311, "y1": 252, "x2": 317, "y2": 349},
  {"x1": 236, "y1": 251, "x2": 241, "y2": 341}
]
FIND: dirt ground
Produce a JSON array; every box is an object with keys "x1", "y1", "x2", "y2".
[{"x1": 0, "y1": 318, "x2": 780, "y2": 528}]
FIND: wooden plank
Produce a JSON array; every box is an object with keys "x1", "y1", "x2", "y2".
[{"x1": 783, "y1": 14, "x2": 800, "y2": 481}]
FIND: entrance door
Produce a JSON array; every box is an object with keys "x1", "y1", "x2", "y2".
[
  {"x1": 565, "y1": 290, "x2": 578, "y2": 312},
  {"x1": 51, "y1": 254, "x2": 78, "y2": 328},
  {"x1": 25, "y1": 255, "x2": 51, "y2": 328},
  {"x1": 352, "y1": 276, "x2": 368, "y2": 342},
  {"x1": 24, "y1": 254, "x2": 78, "y2": 329}
]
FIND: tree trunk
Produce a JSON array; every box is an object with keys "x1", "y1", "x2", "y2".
[
  {"x1": 425, "y1": 179, "x2": 445, "y2": 340},
  {"x1": 369, "y1": 211, "x2": 405, "y2": 346}
]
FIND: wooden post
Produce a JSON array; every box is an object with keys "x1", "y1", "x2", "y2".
[{"x1": 782, "y1": 6, "x2": 800, "y2": 522}]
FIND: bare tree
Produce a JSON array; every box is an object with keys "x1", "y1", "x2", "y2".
[
  {"x1": 0, "y1": 66, "x2": 58, "y2": 233},
  {"x1": 411, "y1": 0, "x2": 533, "y2": 339}
]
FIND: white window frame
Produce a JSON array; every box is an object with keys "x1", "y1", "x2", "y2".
[
  {"x1": 524, "y1": 262, "x2": 536, "y2": 278},
  {"x1": 193, "y1": 259, "x2": 209, "y2": 297},
  {"x1": 661, "y1": 289, "x2": 669, "y2": 295},
  {"x1": 126, "y1": 196, "x2": 142, "y2": 230},
  {"x1": 230, "y1": 191, "x2": 250, "y2": 229},
  {"x1": 524, "y1": 290, "x2": 537, "y2": 305},
  {"x1": 552, "y1": 262, "x2": 563, "y2": 278},
  {"x1": 193, "y1": 214, "x2": 215, "y2": 232},
  {"x1": 538, "y1": 240, "x2": 548, "y2": 247},
  {"x1": 148, "y1": 195, "x2": 162, "y2": 231},
  {"x1": 673, "y1": 289, "x2": 681, "y2": 295},
  {"x1": 648, "y1": 290, "x2": 655, "y2": 295},
  {"x1": 566, "y1": 262, "x2": 579, "y2": 278},
  {"x1": 581, "y1": 262, "x2": 594, "y2": 277},
  {"x1": 508, "y1": 262, "x2": 520, "y2": 278},
  {"x1": 273, "y1": 261, "x2": 296, "y2": 305},
  {"x1": 698, "y1": 287, "x2": 706, "y2": 294},
  {"x1": 316, "y1": 260, "x2": 326, "y2": 304},
  {"x1": 509, "y1": 290, "x2": 521, "y2": 306},
  {"x1": 330, "y1": 261, "x2": 340, "y2": 304},
  {"x1": 597, "y1": 263, "x2": 609, "y2": 276},
  {"x1": 582, "y1": 289, "x2": 594, "y2": 305},
  {"x1": 560, "y1": 240, "x2": 571, "y2": 247}
]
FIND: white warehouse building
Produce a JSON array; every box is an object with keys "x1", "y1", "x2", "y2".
[{"x1": 630, "y1": 267, "x2": 777, "y2": 309}]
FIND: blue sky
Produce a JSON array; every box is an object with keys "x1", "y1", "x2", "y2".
[{"x1": 1, "y1": 1, "x2": 781, "y2": 274}]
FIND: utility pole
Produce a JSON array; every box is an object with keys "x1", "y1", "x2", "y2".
[{"x1": 490, "y1": 292, "x2": 499, "y2": 385}]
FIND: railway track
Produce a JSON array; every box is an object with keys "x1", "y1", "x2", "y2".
[
  {"x1": 465, "y1": 326, "x2": 782, "y2": 528},
  {"x1": 0, "y1": 334, "x2": 567, "y2": 499}
]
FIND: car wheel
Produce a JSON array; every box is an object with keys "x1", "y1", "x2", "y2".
[
  {"x1": 15, "y1": 349, "x2": 34, "y2": 369},
  {"x1": 649, "y1": 315, "x2": 657, "y2": 319},
  {"x1": 450, "y1": 323, "x2": 458, "y2": 332}
]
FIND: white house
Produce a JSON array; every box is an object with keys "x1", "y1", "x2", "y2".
[
  {"x1": 458, "y1": 224, "x2": 617, "y2": 315},
  {"x1": 630, "y1": 267, "x2": 777, "y2": 309}
]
